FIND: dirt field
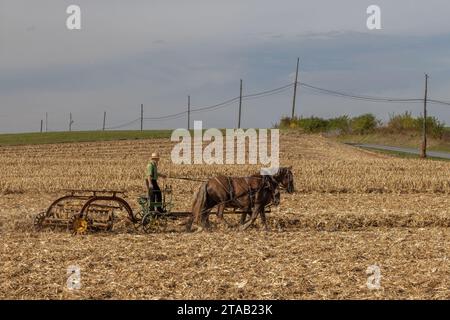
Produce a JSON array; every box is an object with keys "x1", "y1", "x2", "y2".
[{"x1": 0, "y1": 133, "x2": 449, "y2": 299}]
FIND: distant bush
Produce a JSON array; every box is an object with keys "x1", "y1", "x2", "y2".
[
  {"x1": 416, "y1": 116, "x2": 445, "y2": 139},
  {"x1": 277, "y1": 112, "x2": 444, "y2": 139},
  {"x1": 277, "y1": 114, "x2": 376, "y2": 134},
  {"x1": 277, "y1": 115, "x2": 347, "y2": 133},
  {"x1": 387, "y1": 112, "x2": 445, "y2": 138},
  {"x1": 350, "y1": 113, "x2": 379, "y2": 134},
  {"x1": 278, "y1": 116, "x2": 296, "y2": 129},
  {"x1": 297, "y1": 117, "x2": 329, "y2": 133},
  {"x1": 328, "y1": 115, "x2": 351, "y2": 133},
  {"x1": 387, "y1": 112, "x2": 417, "y2": 132}
]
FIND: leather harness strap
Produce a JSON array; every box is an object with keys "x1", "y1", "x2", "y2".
[
  {"x1": 214, "y1": 176, "x2": 236, "y2": 204},
  {"x1": 226, "y1": 177, "x2": 234, "y2": 202},
  {"x1": 244, "y1": 177, "x2": 253, "y2": 209},
  {"x1": 214, "y1": 176, "x2": 254, "y2": 209}
]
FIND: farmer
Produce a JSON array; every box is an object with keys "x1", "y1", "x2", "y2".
[{"x1": 146, "y1": 152, "x2": 167, "y2": 212}]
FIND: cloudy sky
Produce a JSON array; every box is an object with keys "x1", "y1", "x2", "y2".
[{"x1": 1, "y1": 0, "x2": 450, "y2": 133}]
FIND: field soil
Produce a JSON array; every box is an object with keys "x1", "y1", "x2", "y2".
[{"x1": 0, "y1": 132, "x2": 449, "y2": 299}]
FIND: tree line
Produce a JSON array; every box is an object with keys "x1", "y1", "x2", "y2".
[{"x1": 277, "y1": 112, "x2": 446, "y2": 138}]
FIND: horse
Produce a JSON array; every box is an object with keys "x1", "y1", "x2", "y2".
[
  {"x1": 216, "y1": 166, "x2": 295, "y2": 226},
  {"x1": 187, "y1": 174, "x2": 280, "y2": 231}
]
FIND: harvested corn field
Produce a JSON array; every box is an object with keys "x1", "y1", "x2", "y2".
[{"x1": 0, "y1": 132, "x2": 449, "y2": 299}]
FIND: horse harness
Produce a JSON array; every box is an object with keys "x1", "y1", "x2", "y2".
[{"x1": 213, "y1": 175, "x2": 277, "y2": 210}]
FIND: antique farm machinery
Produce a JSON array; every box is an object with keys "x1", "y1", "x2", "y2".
[
  {"x1": 34, "y1": 179, "x2": 278, "y2": 234},
  {"x1": 33, "y1": 186, "x2": 192, "y2": 234},
  {"x1": 34, "y1": 189, "x2": 136, "y2": 234},
  {"x1": 133, "y1": 184, "x2": 193, "y2": 233}
]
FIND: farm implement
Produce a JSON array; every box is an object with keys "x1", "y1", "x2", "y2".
[
  {"x1": 34, "y1": 184, "x2": 200, "y2": 234},
  {"x1": 34, "y1": 185, "x2": 273, "y2": 234},
  {"x1": 34, "y1": 189, "x2": 135, "y2": 234},
  {"x1": 33, "y1": 169, "x2": 289, "y2": 234}
]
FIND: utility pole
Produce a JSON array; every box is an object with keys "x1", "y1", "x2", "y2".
[
  {"x1": 45, "y1": 112, "x2": 48, "y2": 132},
  {"x1": 40, "y1": 120, "x2": 43, "y2": 133},
  {"x1": 188, "y1": 95, "x2": 191, "y2": 130},
  {"x1": 69, "y1": 113, "x2": 73, "y2": 132},
  {"x1": 140, "y1": 104, "x2": 144, "y2": 131},
  {"x1": 238, "y1": 79, "x2": 243, "y2": 129},
  {"x1": 103, "y1": 111, "x2": 106, "y2": 131},
  {"x1": 291, "y1": 57, "x2": 299, "y2": 119},
  {"x1": 421, "y1": 74, "x2": 429, "y2": 158}
]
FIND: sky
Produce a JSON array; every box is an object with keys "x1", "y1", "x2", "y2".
[{"x1": 1, "y1": 0, "x2": 450, "y2": 133}]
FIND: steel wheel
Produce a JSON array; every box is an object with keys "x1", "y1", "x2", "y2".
[
  {"x1": 142, "y1": 213, "x2": 168, "y2": 233},
  {"x1": 33, "y1": 212, "x2": 46, "y2": 231},
  {"x1": 70, "y1": 215, "x2": 89, "y2": 235},
  {"x1": 133, "y1": 211, "x2": 144, "y2": 231}
]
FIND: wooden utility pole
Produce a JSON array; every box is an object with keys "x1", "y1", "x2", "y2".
[
  {"x1": 140, "y1": 104, "x2": 144, "y2": 131},
  {"x1": 238, "y1": 79, "x2": 243, "y2": 128},
  {"x1": 40, "y1": 120, "x2": 43, "y2": 133},
  {"x1": 103, "y1": 111, "x2": 106, "y2": 131},
  {"x1": 291, "y1": 57, "x2": 299, "y2": 118},
  {"x1": 421, "y1": 74, "x2": 429, "y2": 158},
  {"x1": 45, "y1": 112, "x2": 48, "y2": 132},
  {"x1": 69, "y1": 113, "x2": 73, "y2": 132},
  {"x1": 188, "y1": 95, "x2": 191, "y2": 130}
]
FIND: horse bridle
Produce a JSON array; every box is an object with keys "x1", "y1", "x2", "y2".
[{"x1": 273, "y1": 169, "x2": 293, "y2": 192}]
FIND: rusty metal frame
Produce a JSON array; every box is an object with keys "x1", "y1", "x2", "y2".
[{"x1": 78, "y1": 195, "x2": 136, "y2": 223}]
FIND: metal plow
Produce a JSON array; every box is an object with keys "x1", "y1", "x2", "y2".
[{"x1": 34, "y1": 190, "x2": 136, "y2": 234}]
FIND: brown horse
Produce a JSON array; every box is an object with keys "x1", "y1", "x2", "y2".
[
  {"x1": 216, "y1": 166, "x2": 294, "y2": 226},
  {"x1": 187, "y1": 174, "x2": 280, "y2": 231}
]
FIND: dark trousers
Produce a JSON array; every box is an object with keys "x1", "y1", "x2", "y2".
[{"x1": 149, "y1": 179, "x2": 163, "y2": 212}]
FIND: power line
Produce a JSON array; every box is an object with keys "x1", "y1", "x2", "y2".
[
  {"x1": 105, "y1": 118, "x2": 140, "y2": 130},
  {"x1": 192, "y1": 96, "x2": 241, "y2": 112},
  {"x1": 142, "y1": 85, "x2": 295, "y2": 122},
  {"x1": 243, "y1": 83, "x2": 294, "y2": 99},
  {"x1": 144, "y1": 111, "x2": 186, "y2": 121},
  {"x1": 141, "y1": 97, "x2": 241, "y2": 121},
  {"x1": 243, "y1": 84, "x2": 294, "y2": 101},
  {"x1": 100, "y1": 81, "x2": 450, "y2": 130},
  {"x1": 144, "y1": 113, "x2": 187, "y2": 122},
  {"x1": 303, "y1": 88, "x2": 425, "y2": 105},
  {"x1": 429, "y1": 99, "x2": 450, "y2": 107},
  {"x1": 299, "y1": 82, "x2": 423, "y2": 103}
]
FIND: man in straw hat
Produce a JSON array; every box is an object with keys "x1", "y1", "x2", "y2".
[{"x1": 146, "y1": 152, "x2": 167, "y2": 213}]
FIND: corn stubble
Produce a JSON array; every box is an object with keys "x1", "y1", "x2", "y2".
[{"x1": 0, "y1": 133, "x2": 448, "y2": 299}]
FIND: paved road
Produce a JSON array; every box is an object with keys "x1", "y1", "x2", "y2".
[{"x1": 347, "y1": 143, "x2": 450, "y2": 160}]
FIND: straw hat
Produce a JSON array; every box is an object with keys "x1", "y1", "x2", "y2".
[{"x1": 151, "y1": 152, "x2": 160, "y2": 160}]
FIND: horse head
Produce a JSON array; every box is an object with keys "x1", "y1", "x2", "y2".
[{"x1": 274, "y1": 166, "x2": 295, "y2": 194}]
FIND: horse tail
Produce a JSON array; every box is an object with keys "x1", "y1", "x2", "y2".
[{"x1": 187, "y1": 181, "x2": 208, "y2": 231}]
